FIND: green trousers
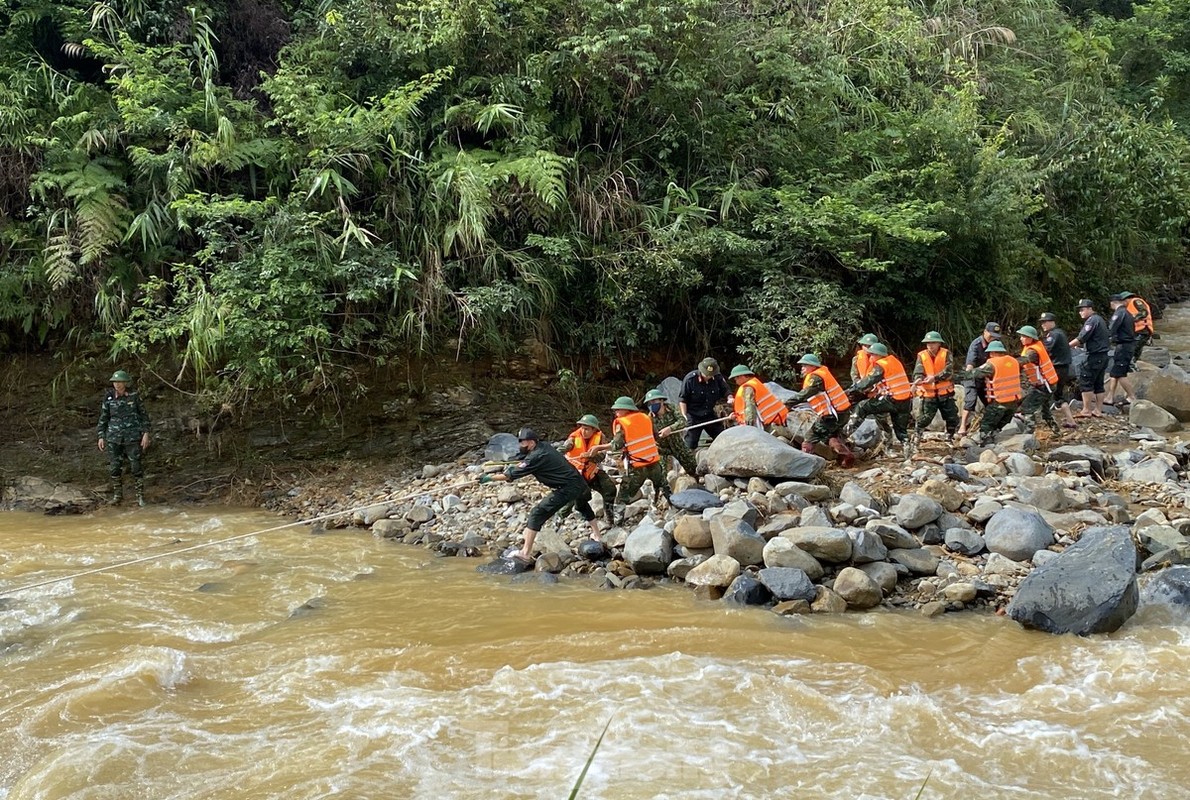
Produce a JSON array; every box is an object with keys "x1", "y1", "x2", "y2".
[
  {"x1": 979, "y1": 400, "x2": 1020, "y2": 442},
  {"x1": 1020, "y1": 386, "x2": 1057, "y2": 432},
  {"x1": 855, "y1": 397, "x2": 913, "y2": 443},
  {"x1": 615, "y1": 461, "x2": 670, "y2": 508},
  {"x1": 659, "y1": 438, "x2": 699, "y2": 478},
  {"x1": 808, "y1": 409, "x2": 850, "y2": 444},
  {"x1": 916, "y1": 395, "x2": 959, "y2": 436}
]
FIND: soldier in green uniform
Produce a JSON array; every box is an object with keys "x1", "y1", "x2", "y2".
[
  {"x1": 847, "y1": 343, "x2": 914, "y2": 455},
  {"x1": 954, "y1": 340, "x2": 1023, "y2": 446},
  {"x1": 96, "y1": 369, "x2": 151, "y2": 506},
  {"x1": 591, "y1": 396, "x2": 670, "y2": 525},
  {"x1": 643, "y1": 388, "x2": 698, "y2": 478},
  {"x1": 479, "y1": 427, "x2": 601, "y2": 561},
  {"x1": 557, "y1": 414, "x2": 617, "y2": 525},
  {"x1": 912, "y1": 331, "x2": 960, "y2": 442}
]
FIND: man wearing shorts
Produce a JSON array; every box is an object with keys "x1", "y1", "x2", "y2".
[
  {"x1": 1106, "y1": 293, "x2": 1137, "y2": 407},
  {"x1": 1069, "y1": 299, "x2": 1110, "y2": 418}
]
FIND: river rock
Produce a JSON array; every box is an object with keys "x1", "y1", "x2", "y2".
[
  {"x1": 669, "y1": 489, "x2": 724, "y2": 512},
  {"x1": 1141, "y1": 566, "x2": 1190, "y2": 607},
  {"x1": 1137, "y1": 524, "x2": 1187, "y2": 554},
  {"x1": 984, "y1": 507, "x2": 1055, "y2": 561},
  {"x1": 944, "y1": 527, "x2": 986, "y2": 556},
  {"x1": 1133, "y1": 367, "x2": 1190, "y2": 421},
  {"x1": 1002, "y1": 453, "x2": 1037, "y2": 477},
  {"x1": 999, "y1": 433, "x2": 1039, "y2": 453},
  {"x1": 710, "y1": 517, "x2": 766, "y2": 566},
  {"x1": 984, "y1": 552, "x2": 1029, "y2": 577},
  {"x1": 888, "y1": 547, "x2": 940, "y2": 575},
  {"x1": 674, "y1": 515, "x2": 713, "y2": 549},
  {"x1": 851, "y1": 418, "x2": 882, "y2": 449},
  {"x1": 534, "y1": 527, "x2": 572, "y2": 557},
  {"x1": 624, "y1": 521, "x2": 673, "y2": 575},
  {"x1": 722, "y1": 574, "x2": 773, "y2": 606},
  {"x1": 758, "y1": 567, "x2": 816, "y2": 602},
  {"x1": 893, "y1": 495, "x2": 943, "y2": 529},
  {"x1": 920, "y1": 480, "x2": 964, "y2": 513},
  {"x1": 840, "y1": 481, "x2": 876, "y2": 509},
  {"x1": 799, "y1": 506, "x2": 833, "y2": 528},
  {"x1": 667, "y1": 555, "x2": 709, "y2": 580},
  {"x1": 811, "y1": 585, "x2": 848, "y2": 613},
  {"x1": 943, "y1": 583, "x2": 977, "y2": 603},
  {"x1": 357, "y1": 503, "x2": 391, "y2": 525},
  {"x1": 1121, "y1": 459, "x2": 1178, "y2": 484},
  {"x1": 847, "y1": 528, "x2": 888, "y2": 563},
  {"x1": 702, "y1": 474, "x2": 730, "y2": 493},
  {"x1": 406, "y1": 504, "x2": 435, "y2": 524},
  {"x1": 496, "y1": 485, "x2": 524, "y2": 504},
  {"x1": 756, "y1": 514, "x2": 801, "y2": 539},
  {"x1": 1129, "y1": 400, "x2": 1181, "y2": 432},
  {"x1": 535, "y1": 552, "x2": 569, "y2": 573},
  {"x1": 858, "y1": 561, "x2": 899, "y2": 593},
  {"x1": 721, "y1": 499, "x2": 760, "y2": 527},
  {"x1": 833, "y1": 567, "x2": 883, "y2": 609},
  {"x1": 685, "y1": 553, "x2": 741, "y2": 588},
  {"x1": 943, "y1": 462, "x2": 971, "y2": 482},
  {"x1": 1013, "y1": 477, "x2": 1070, "y2": 512},
  {"x1": 371, "y1": 518, "x2": 406, "y2": 538},
  {"x1": 1048, "y1": 445, "x2": 1109, "y2": 478},
  {"x1": 761, "y1": 538, "x2": 825, "y2": 580},
  {"x1": 476, "y1": 556, "x2": 534, "y2": 575},
  {"x1": 704, "y1": 426, "x2": 826, "y2": 480},
  {"x1": 866, "y1": 520, "x2": 919, "y2": 550},
  {"x1": 577, "y1": 539, "x2": 608, "y2": 560},
  {"x1": 783, "y1": 526, "x2": 853, "y2": 563},
  {"x1": 966, "y1": 499, "x2": 1002, "y2": 525},
  {"x1": 775, "y1": 482, "x2": 833, "y2": 502},
  {"x1": 1007, "y1": 525, "x2": 1139, "y2": 635}
]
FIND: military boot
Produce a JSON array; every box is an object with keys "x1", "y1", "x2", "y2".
[
  {"x1": 109, "y1": 481, "x2": 123, "y2": 505},
  {"x1": 135, "y1": 479, "x2": 146, "y2": 507}
]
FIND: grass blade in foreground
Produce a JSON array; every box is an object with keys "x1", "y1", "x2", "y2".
[{"x1": 567, "y1": 716, "x2": 613, "y2": 800}]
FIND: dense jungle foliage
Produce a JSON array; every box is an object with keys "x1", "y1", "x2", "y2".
[{"x1": 2, "y1": 0, "x2": 1190, "y2": 397}]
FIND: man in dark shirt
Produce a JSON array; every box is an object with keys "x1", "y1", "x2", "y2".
[
  {"x1": 678, "y1": 357, "x2": 730, "y2": 449},
  {"x1": 957, "y1": 322, "x2": 1002, "y2": 437},
  {"x1": 478, "y1": 427, "x2": 600, "y2": 561},
  {"x1": 1105, "y1": 293, "x2": 1137, "y2": 406},
  {"x1": 1069, "y1": 298, "x2": 1110, "y2": 417},
  {"x1": 1038, "y1": 312, "x2": 1077, "y2": 429}
]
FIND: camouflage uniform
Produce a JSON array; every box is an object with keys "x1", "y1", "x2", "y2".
[
  {"x1": 1017, "y1": 348, "x2": 1059, "y2": 434},
  {"x1": 849, "y1": 364, "x2": 912, "y2": 443},
  {"x1": 786, "y1": 374, "x2": 850, "y2": 443},
  {"x1": 97, "y1": 386, "x2": 151, "y2": 503},
  {"x1": 956, "y1": 362, "x2": 1020, "y2": 444},
  {"x1": 609, "y1": 427, "x2": 669, "y2": 516},
  {"x1": 557, "y1": 438, "x2": 617, "y2": 523},
  {"x1": 649, "y1": 403, "x2": 698, "y2": 477},
  {"x1": 911, "y1": 349, "x2": 959, "y2": 437}
]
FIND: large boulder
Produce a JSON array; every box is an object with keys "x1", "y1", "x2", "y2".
[
  {"x1": 1013, "y1": 477, "x2": 1070, "y2": 512},
  {"x1": 710, "y1": 517, "x2": 766, "y2": 566},
  {"x1": 888, "y1": 547, "x2": 940, "y2": 575},
  {"x1": 782, "y1": 526, "x2": 853, "y2": 563},
  {"x1": 1006, "y1": 526, "x2": 1139, "y2": 635},
  {"x1": 984, "y1": 507, "x2": 1055, "y2": 562},
  {"x1": 1141, "y1": 566, "x2": 1190, "y2": 608},
  {"x1": 1120, "y1": 459, "x2": 1178, "y2": 484},
  {"x1": 2, "y1": 476, "x2": 97, "y2": 514},
  {"x1": 624, "y1": 520, "x2": 674, "y2": 575},
  {"x1": 1129, "y1": 400, "x2": 1181, "y2": 432},
  {"x1": 1133, "y1": 367, "x2": 1190, "y2": 421},
  {"x1": 704, "y1": 426, "x2": 826, "y2": 480},
  {"x1": 669, "y1": 489, "x2": 724, "y2": 512},
  {"x1": 847, "y1": 529, "x2": 888, "y2": 563},
  {"x1": 833, "y1": 567, "x2": 883, "y2": 609},
  {"x1": 722, "y1": 574, "x2": 773, "y2": 605},
  {"x1": 944, "y1": 527, "x2": 986, "y2": 556},
  {"x1": 673, "y1": 515, "x2": 713, "y2": 549},
  {"x1": 761, "y1": 538, "x2": 826, "y2": 580},
  {"x1": 684, "y1": 553, "x2": 741, "y2": 589},
  {"x1": 893, "y1": 495, "x2": 944, "y2": 529},
  {"x1": 757, "y1": 567, "x2": 816, "y2": 602},
  {"x1": 851, "y1": 418, "x2": 882, "y2": 449}
]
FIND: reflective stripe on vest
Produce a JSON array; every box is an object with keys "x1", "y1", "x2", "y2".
[
  {"x1": 805, "y1": 367, "x2": 851, "y2": 417},
  {"x1": 613, "y1": 412, "x2": 660, "y2": 467},
  {"x1": 876, "y1": 355, "x2": 913, "y2": 401},
  {"x1": 565, "y1": 428, "x2": 602, "y2": 480},
  {"x1": 733, "y1": 377, "x2": 789, "y2": 426},
  {"x1": 1125, "y1": 297, "x2": 1154, "y2": 334},
  {"x1": 988, "y1": 356, "x2": 1023, "y2": 403},
  {"x1": 1022, "y1": 342, "x2": 1058, "y2": 387},
  {"x1": 916, "y1": 348, "x2": 954, "y2": 398}
]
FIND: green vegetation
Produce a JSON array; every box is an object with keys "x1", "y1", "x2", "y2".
[{"x1": 2, "y1": 0, "x2": 1188, "y2": 395}]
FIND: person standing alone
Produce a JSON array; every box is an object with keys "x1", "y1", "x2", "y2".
[{"x1": 96, "y1": 369, "x2": 151, "y2": 506}]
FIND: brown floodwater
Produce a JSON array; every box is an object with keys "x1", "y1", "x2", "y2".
[{"x1": 2, "y1": 506, "x2": 1189, "y2": 800}]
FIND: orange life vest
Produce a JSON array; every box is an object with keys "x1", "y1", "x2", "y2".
[
  {"x1": 613, "y1": 412, "x2": 660, "y2": 467},
  {"x1": 565, "y1": 428, "x2": 603, "y2": 480},
  {"x1": 804, "y1": 367, "x2": 851, "y2": 417},
  {"x1": 987, "y1": 355, "x2": 1023, "y2": 403},
  {"x1": 1021, "y1": 342, "x2": 1058, "y2": 388},
  {"x1": 733, "y1": 377, "x2": 789, "y2": 426},
  {"x1": 876, "y1": 355, "x2": 913, "y2": 401},
  {"x1": 916, "y1": 348, "x2": 954, "y2": 398},
  {"x1": 855, "y1": 349, "x2": 873, "y2": 379},
  {"x1": 1125, "y1": 296, "x2": 1154, "y2": 334}
]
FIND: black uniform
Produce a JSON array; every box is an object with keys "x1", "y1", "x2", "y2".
[
  {"x1": 504, "y1": 442, "x2": 595, "y2": 530},
  {"x1": 962, "y1": 335, "x2": 993, "y2": 412},
  {"x1": 679, "y1": 370, "x2": 730, "y2": 449},
  {"x1": 1076, "y1": 313, "x2": 1110, "y2": 393},
  {"x1": 1042, "y1": 326, "x2": 1073, "y2": 408},
  {"x1": 1108, "y1": 307, "x2": 1136, "y2": 379}
]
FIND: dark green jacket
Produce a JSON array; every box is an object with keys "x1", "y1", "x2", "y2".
[{"x1": 97, "y1": 390, "x2": 150, "y2": 444}]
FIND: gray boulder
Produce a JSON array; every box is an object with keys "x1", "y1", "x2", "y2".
[
  {"x1": 833, "y1": 567, "x2": 883, "y2": 609},
  {"x1": 667, "y1": 555, "x2": 709, "y2": 580},
  {"x1": 944, "y1": 528, "x2": 986, "y2": 556},
  {"x1": 799, "y1": 505, "x2": 834, "y2": 528},
  {"x1": 1048, "y1": 445, "x2": 1109, "y2": 479},
  {"x1": 669, "y1": 489, "x2": 724, "y2": 512},
  {"x1": 1002, "y1": 453, "x2": 1036, "y2": 477},
  {"x1": 758, "y1": 567, "x2": 816, "y2": 602},
  {"x1": 1006, "y1": 525, "x2": 1139, "y2": 635},
  {"x1": 1141, "y1": 566, "x2": 1190, "y2": 607},
  {"x1": 774, "y1": 482, "x2": 833, "y2": 502},
  {"x1": 966, "y1": 499, "x2": 1003, "y2": 524},
  {"x1": 893, "y1": 494, "x2": 944, "y2": 529},
  {"x1": 2, "y1": 476, "x2": 96, "y2": 514},
  {"x1": 1129, "y1": 399, "x2": 1181, "y2": 432},
  {"x1": 888, "y1": 547, "x2": 940, "y2": 575},
  {"x1": 1120, "y1": 459, "x2": 1178, "y2": 484},
  {"x1": 721, "y1": 498, "x2": 760, "y2": 527},
  {"x1": 684, "y1": 553, "x2": 741, "y2": 589},
  {"x1": 476, "y1": 556, "x2": 534, "y2": 575},
  {"x1": 847, "y1": 529, "x2": 889, "y2": 563},
  {"x1": 858, "y1": 561, "x2": 899, "y2": 593},
  {"x1": 783, "y1": 526, "x2": 853, "y2": 563},
  {"x1": 851, "y1": 418, "x2": 882, "y2": 449},
  {"x1": 1133, "y1": 367, "x2": 1190, "y2": 421},
  {"x1": 722, "y1": 574, "x2": 773, "y2": 606},
  {"x1": 704, "y1": 426, "x2": 826, "y2": 480},
  {"x1": 710, "y1": 517, "x2": 766, "y2": 566},
  {"x1": 984, "y1": 507, "x2": 1055, "y2": 562},
  {"x1": 624, "y1": 521, "x2": 674, "y2": 575},
  {"x1": 1013, "y1": 477, "x2": 1070, "y2": 512},
  {"x1": 839, "y1": 481, "x2": 876, "y2": 509},
  {"x1": 761, "y1": 538, "x2": 825, "y2": 580},
  {"x1": 866, "y1": 519, "x2": 919, "y2": 550},
  {"x1": 943, "y1": 462, "x2": 971, "y2": 482}
]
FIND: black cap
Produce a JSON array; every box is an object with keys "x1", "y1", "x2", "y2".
[
  {"x1": 1076, "y1": 298, "x2": 1094, "y2": 309},
  {"x1": 984, "y1": 322, "x2": 1001, "y2": 338},
  {"x1": 517, "y1": 427, "x2": 539, "y2": 441},
  {"x1": 1038, "y1": 312, "x2": 1056, "y2": 322},
  {"x1": 1109, "y1": 292, "x2": 1125, "y2": 302}
]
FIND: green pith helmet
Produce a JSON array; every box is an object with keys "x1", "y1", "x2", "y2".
[
  {"x1": 611, "y1": 396, "x2": 638, "y2": 411},
  {"x1": 857, "y1": 333, "x2": 879, "y2": 346},
  {"x1": 643, "y1": 389, "x2": 668, "y2": 404},
  {"x1": 1016, "y1": 325, "x2": 1040, "y2": 340},
  {"x1": 797, "y1": 354, "x2": 822, "y2": 367},
  {"x1": 728, "y1": 364, "x2": 755, "y2": 379},
  {"x1": 986, "y1": 340, "x2": 1008, "y2": 353},
  {"x1": 868, "y1": 343, "x2": 889, "y2": 357},
  {"x1": 576, "y1": 414, "x2": 600, "y2": 428},
  {"x1": 1120, "y1": 291, "x2": 1136, "y2": 299},
  {"x1": 109, "y1": 370, "x2": 131, "y2": 382},
  {"x1": 921, "y1": 331, "x2": 945, "y2": 344}
]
